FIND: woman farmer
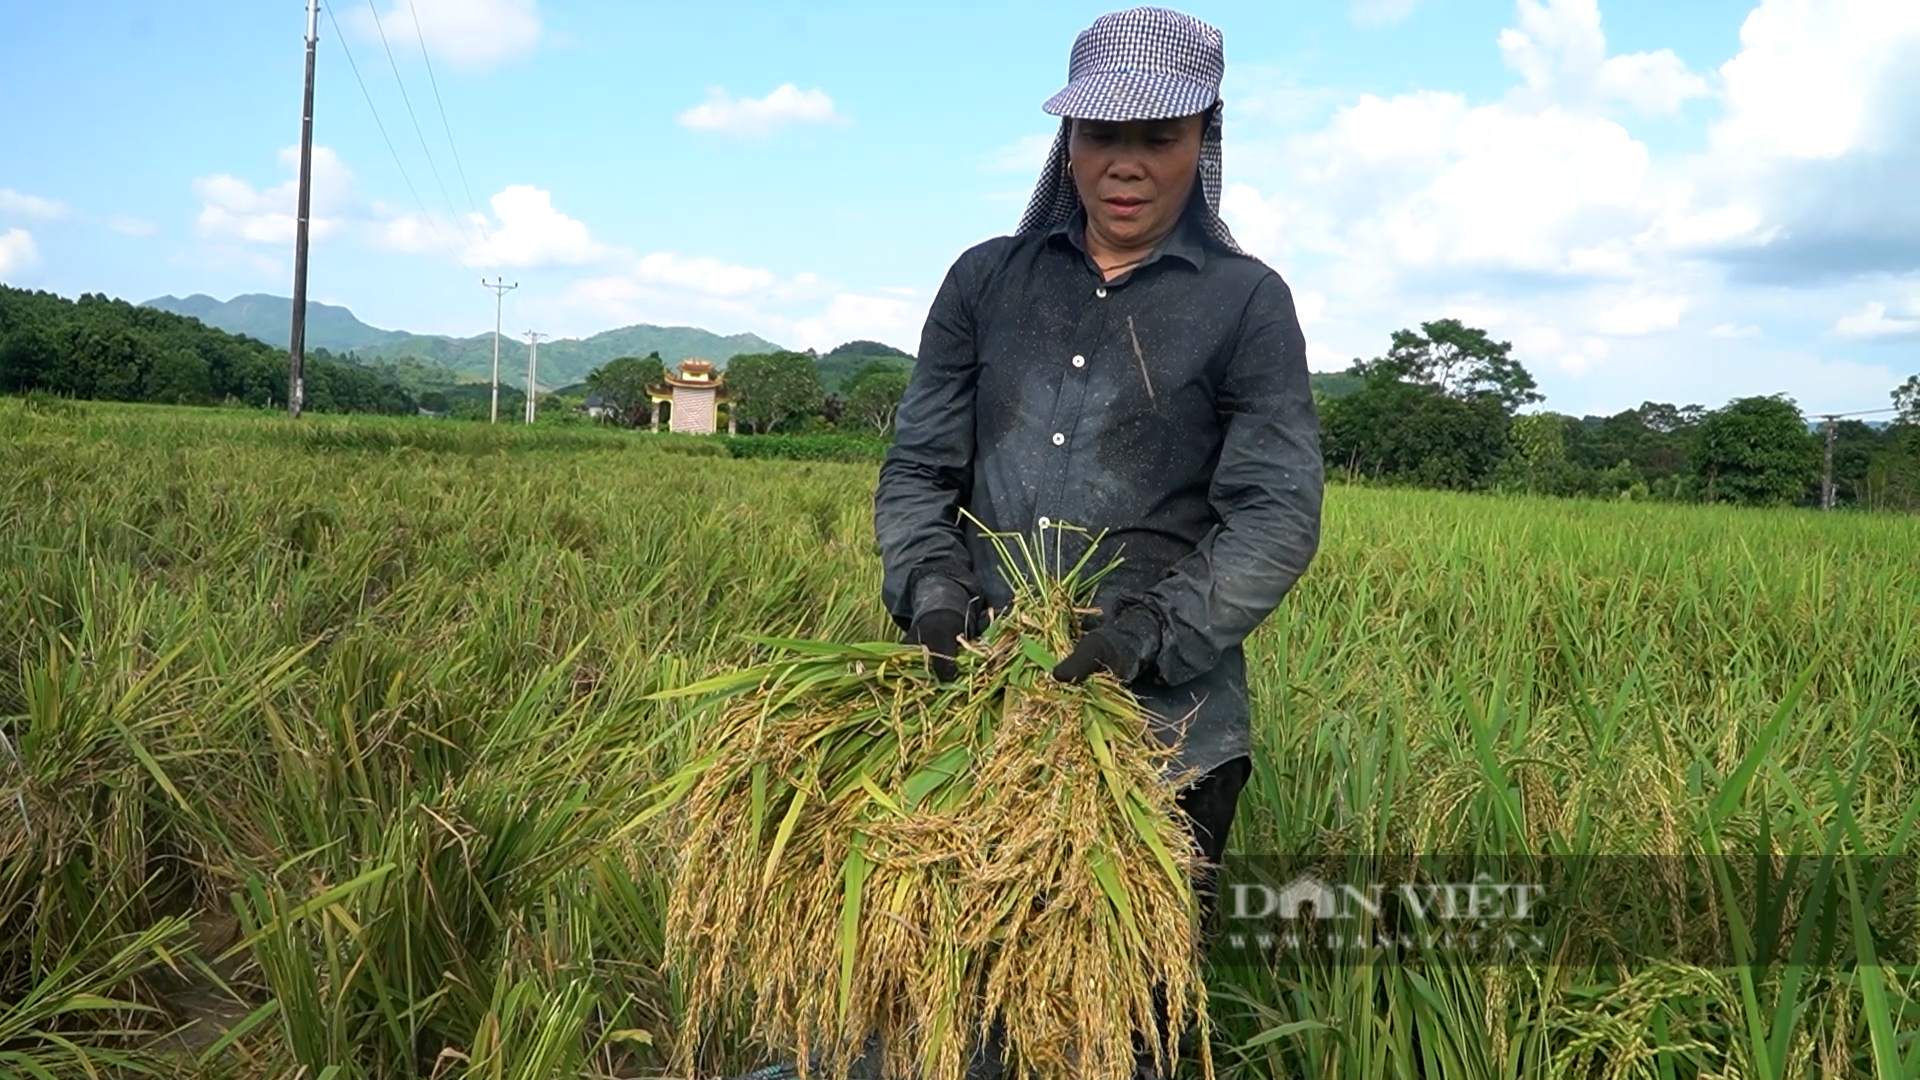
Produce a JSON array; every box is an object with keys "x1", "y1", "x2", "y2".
[{"x1": 873, "y1": 5, "x2": 1324, "y2": 1076}]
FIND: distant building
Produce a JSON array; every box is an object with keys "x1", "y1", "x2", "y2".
[{"x1": 647, "y1": 358, "x2": 733, "y2": 435}]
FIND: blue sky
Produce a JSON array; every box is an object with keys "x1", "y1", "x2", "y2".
[{"x1": 2, "y1": 0, "x2": 1917, "y2": 416}]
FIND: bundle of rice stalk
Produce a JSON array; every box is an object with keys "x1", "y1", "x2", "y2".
[{"x1": 643, "y1": 527, "x2": 1211, "y2": 1080}]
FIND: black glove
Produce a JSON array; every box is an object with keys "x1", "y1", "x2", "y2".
[
  {"x1": 1051, "y1": 628, "x2": 1133, "y2": 684},
  {"x1": 903, "y1": 608, "x2": 966, "y2": 682},
  {"x1": 1052, "y1": 606, "x2": 1158, "y2": 685}
]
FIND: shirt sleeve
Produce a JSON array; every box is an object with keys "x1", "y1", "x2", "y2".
[
  {"x1": 1110, "y1": 270, "x2": 1324, "y2": 685},
  {"x1": 873, "y1": 250, "x2": 987, "y2": 630}
]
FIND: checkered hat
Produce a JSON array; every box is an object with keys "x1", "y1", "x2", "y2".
[
  {"x1": 1042, "y1": 6, "x2": 1224, "y2": 122},
  {"x1": 1017, "y1": 7, "x2": 1243, "y2": 254}
]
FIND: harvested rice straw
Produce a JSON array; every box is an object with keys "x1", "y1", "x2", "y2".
[{"x1": 644, "y1": 527, "x2": 1211, "y2": 1080}]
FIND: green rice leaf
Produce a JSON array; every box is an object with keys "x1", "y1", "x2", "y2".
[
  {"x1": 1125, "y1": 791, "x2": 1185, "y2": 890},
  {"x1": 1087, "y1": 846, "x2": 1140, "y2": 943},
  {"x1": 856, "y1": 771, "x2": 904, "y2": 816},
  {"x1": 1021, "y1": 639, "x2": 1058, "y2": 671},
  {"x1": 838, "y1": 834, "x2": 872, "y2": 1026},
  {"x1": 903, "y1": 745, "x2": 972, "y2": 809},
  {"x1": 762, "y1": 776, "x2": 812, "y2": 889}
]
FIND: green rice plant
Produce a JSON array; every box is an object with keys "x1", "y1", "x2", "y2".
[
  {"x1": 648, "y1": 528, "x2": 1209, "y2": 1080},
  {"x1": 0, "y1": 915, "x2": 191, "y2": 1079},
  {"x1": 4, "y1": 400, "x2": 1919, "y2": 1078}
]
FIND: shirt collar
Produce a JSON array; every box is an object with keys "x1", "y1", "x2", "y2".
[{"x1": 1048, "y1": 204, "x2": 1209, "y2": 274}]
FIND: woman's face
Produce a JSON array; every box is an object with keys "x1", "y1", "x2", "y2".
[{"x1": 1069, "y1": 112, "x2": 1207, "y2": 255}]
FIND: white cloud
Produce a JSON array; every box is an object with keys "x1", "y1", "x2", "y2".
[
  {"x1": 1220, "y1": 183, "x2": 1291, "y2": 262},
  {"x1": 1442, "y1": 303, "x2": 1515, "y2": 328},
  {"x1": 1833, "y1": 300, "x2": 1920, "y2": 339},
  {"x1": 1687, "y1": 0, "x2": 1920, "y2": 278},
  {"x1": 1595, "y1": 294, "x2": 1689, "y2": 336},
  {"x1": 382, "y1": 184, "x2": 608, "y2": 268},
  {"x1": 1595, "y1": 50, "x2": 1709, "y2": 115},
  {"x1": 789, "y1": 293, "x2": 924, "y2": 352},
  {"x1": 350, "y1": 0, "x2": 540, "y2": 70},
  {"x1": 0, "y1": 228, "x2": 40, "y2": 278},
  {"x1": 0, "y1": 189, "x2": 69, "y2": 220},
  {"x1": 107, "y1": 215, "x2": 157, "y2": 237},
  {"x1": 561, "y1": 249, "x2": 922, "y2": 354},
  {"x1": 1283, "y1": 89, "x2": 1652, "y2": 276},
  {"x1": 982, "y1": 131, "x2": 1058, "y2": 173},
  {"x1": 1496, "y1": 0, "x2": 1706, "y2": 115},
  {"x1": 1712, "y1": 0, "x2": 1920, "y2": 162},
  {"x1": 375, "y1": 207, "x2": 453, "y2": 257},
  {"x1": 193, "y1": 145, "x2": 351, "y2": 244},
  {"x1": 462, "y1": 185, "x2": 605, "y2": 267},
  {"x1": 631, "y1": 252, "x2": 777, "y2": 297},
  {"x1": 1208, "y1": 0, "x2": 1920, "y2": 414},
  {"x1": 677, "y1": 84, "x2": 843, "y2": 137},
  {"x1": 567, "y1": 253, "x2": 806, "y2": 321}
]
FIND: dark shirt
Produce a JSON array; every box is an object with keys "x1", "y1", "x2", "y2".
[{"x1": 872, "y1": 208, "x2": 1323, "y2": 777}]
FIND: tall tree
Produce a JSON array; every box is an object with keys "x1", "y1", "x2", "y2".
[
  {"x1": 0, "y1": 323, "x2": 54, "y2": 392},
  {"x1": 1894, "y1": 373, "x2": 1920, "y2": 426},
  {"x1": 1321, "y1": 319, "x2": 1537, "y2": 489},
  {"x1": 1321, "y1": 377, "x2": 1511, "y2": 489},
  {"x1": 1365, "y1": 318, "x2": 1542, "y2": 411},
  {"x1": 726, "y1": 351, "x2": 824, "y2": 434},
  {"x1": 845, "y1": 368, "x2": 910, "y2": 435},
  {"x1": 1495, "y1": 411, "x2": 1577, "y2": 495},
  {"x1": 1690, "y1": 395, "x2": 1821, "y2": 506},
  {"x1": 585, "y1": 353, "x2": 666, "y2": 427}
]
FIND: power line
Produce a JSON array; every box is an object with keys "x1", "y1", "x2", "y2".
[
  {"x1": 362, "y1": 0, "x2": 483, "y2": 262},
  {"x1": 404, "y1": 0, "x2": 497, "y2": 269},
  {"x1": 322, "y1": 2, "x2": 465, "y2": 267}
]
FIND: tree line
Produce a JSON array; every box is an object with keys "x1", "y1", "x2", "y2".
[
  {"x1": 0, "y1": 286, "x2": 418, "y2": 415},
  {"x1": 1320, "y1": 319, "x2": 1920, "y2": 511},
  {"x1": 583, "y1": 347, "x2": 911, "y2": 438},
  {"x1": 8, "y1": 283, "x2": 1919, "y2": 513}
]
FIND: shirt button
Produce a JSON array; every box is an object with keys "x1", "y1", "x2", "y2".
[
  {"x1": 1051, "y1": 432, "x2": 1065, "y2": 446},
  {"x1": 1071, "y1": 354, "x2": 1086, "y2": 368},
  {"x1": 1037, "y1": 516, "x2": 1052, "y2": 529},
  {"x1": 1095, "y1": 287, "x2": 1108, "y2": 298}
]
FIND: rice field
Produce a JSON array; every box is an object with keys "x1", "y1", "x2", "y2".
[{"x1": 1, "y1": 396, "x2": 1916, "y2": 1079}]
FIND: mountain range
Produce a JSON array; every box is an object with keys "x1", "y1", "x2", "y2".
[{"x1": 141, "y1": 293, "x2": 787, "y2": 389}]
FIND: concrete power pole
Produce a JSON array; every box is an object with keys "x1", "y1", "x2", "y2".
[
  {"x1": 286, "y1": 0, "x2": 320, "y2": 418},
  {"x1": 524, "y1": 331, "x2": 546, "y2": 424},
  {"x1": 482, "y1": 278, "x2": 518, "y2": 423},
  {"x1": 1820, "y1": 415, "x2": 1839, "y2": 510}
]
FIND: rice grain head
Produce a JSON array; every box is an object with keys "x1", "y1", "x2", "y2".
[{"x1": 651, "y1": 526, "x2": 1209, "y2": 1080}]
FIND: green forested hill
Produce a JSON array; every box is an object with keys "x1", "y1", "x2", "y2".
[
  {"x1": 0, "y1": 287, "x2": 418, "y2": 414},
  {"x1": 142, "y1": 293, "x2": 786, "y2": 389},
  {"x1": 144, "y1": 293, "x2": 412, "y2": 353},
  {"x1": 817, "y1": 340, "x2": 913, "y2": 393}
]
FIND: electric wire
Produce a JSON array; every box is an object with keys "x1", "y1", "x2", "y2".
[
  {"x1": 322, "y1": 2, "x2": 467, "y2": 267},
  {"x1": 403, "y1": 0, "x2": 499, "y2": 270},
  {"x1": 362, "y1": 0, "x2": 486, "y2": 263},
  {"x1": 1817, "y1": 406, "x2": 1900, "y2": 418}
]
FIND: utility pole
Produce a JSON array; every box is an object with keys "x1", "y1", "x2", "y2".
[
  {"x1": 482, "y1": 278, "x2": 518, "y2": 423},
  {"x1": 286, "y1": 0, "x2": 320, "y2": 418},
  {"x1": 524, "y1": 331, "x2": 546, "y2": 424},
  {"x1": 1820, "y1": 414, "x2": 1839, "y2": 511}
]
